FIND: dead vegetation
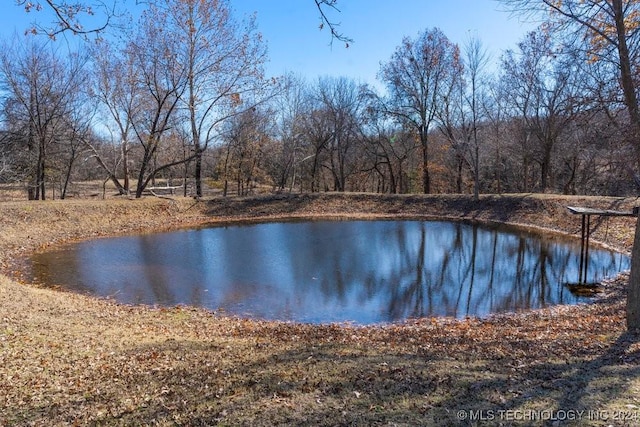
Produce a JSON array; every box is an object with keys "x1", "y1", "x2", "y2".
[{"x1": 1, "y1": 192, "x2": 640, "y2": 426}]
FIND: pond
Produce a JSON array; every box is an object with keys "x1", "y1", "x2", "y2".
[{"x1": 27, "y1": 220, "x2": 630, "y2": 324}]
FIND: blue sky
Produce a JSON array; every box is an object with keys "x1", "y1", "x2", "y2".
[
  {"x1": 2, "y1": 0, "x2": 536, "y2": 86},
  {"x1": 232, "y1": 0, "x2": 537, "y2": 85}
]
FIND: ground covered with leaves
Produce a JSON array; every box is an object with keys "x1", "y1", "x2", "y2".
[{"x1": 1, "y1": 193, "x2": 640, "y2": 426}]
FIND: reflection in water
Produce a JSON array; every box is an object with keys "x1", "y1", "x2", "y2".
[{"x1": 27, "y1": 220, "x2": 630, "y2": 324}]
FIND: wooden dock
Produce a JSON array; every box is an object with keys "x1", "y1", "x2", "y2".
[
  {"x1": 566, "y1": 206, "x2": 637, "y2": 284},
  {"x1": 566, "y1": 206, "x2": 638, "y2": 217}
]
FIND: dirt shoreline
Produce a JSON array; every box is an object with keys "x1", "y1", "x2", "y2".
[{"x1": 2, "y1": 193, "x2": 640, "y2": 426}]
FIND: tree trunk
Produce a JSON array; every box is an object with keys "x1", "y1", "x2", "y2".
[
  {"x1": 540, "y1": 143, "x2": 552, "y2": 193},
  {"x1": 90, "y1": 153, "x2": 127, "y2": 195},
  {"x1": 421, "y1": 141, "x2": 430, "y2": 194},
  {"x1": 610, "y1": 0, "x2": 640, "y2": 331},
  {"x1": 473, "y1": 143, "x2": 480, "y2": 200},
  {"x1": 194, "y1": 151, "x2": 203, "y2": 197},
  {"x1": 456, "y1": 155, "x2": 463, "y2": 193},
  {"x1": 61, "y1": 157, "x2": 74, "y2": 199},
  {"x1": 387, "y1": 161, "x2": 397, "y2": 194},
  {"x1": 628, "y1": 214, "x2": 640, "y2": 331},
  {"x1": 37, "y1": 144, "x2": 46, "y2": 200},
  {"x1": 135, "y1": 146, "x2": 154, "y2": 198},
  {"x1": 311, "y1": 155, "x2": 320, "y2": 193},
  {"x1": 122, "y1": 140, "x2": 130, "y2": 194}
]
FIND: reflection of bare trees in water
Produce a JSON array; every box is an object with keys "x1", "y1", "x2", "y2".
[{"x1": 381, "y1": 222, "x2": 626, "y2": 321}]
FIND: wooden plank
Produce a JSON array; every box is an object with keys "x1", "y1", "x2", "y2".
[
  {"x1": 566, "y1": 206, "x2": 637, "y2": 217},
  {"x1": 146, "y1": 186, "x2": 182, "y2": 191}
]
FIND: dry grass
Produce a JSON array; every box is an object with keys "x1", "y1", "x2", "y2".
[{"x1": 1, "y1": 192, "x2": 640, "y2": 426}]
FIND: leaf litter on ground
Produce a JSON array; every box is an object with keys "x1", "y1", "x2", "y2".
[{"x1": 0, "y1": 193, "x2": 639, "y2": 426}]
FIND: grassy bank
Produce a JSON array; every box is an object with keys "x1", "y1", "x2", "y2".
[{"x1": 1, "y1": 193, "x2": 640, "y2": 426}]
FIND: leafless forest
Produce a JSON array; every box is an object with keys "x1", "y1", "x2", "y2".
[{"x1": 1, "y1": 0, "x2": 639, "y2": 200}]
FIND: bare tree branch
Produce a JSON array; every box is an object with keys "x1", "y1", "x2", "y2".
[
  {"x1": 16, "y1": 0, "x2": 118, "y2": 38},
  {"x1": 314, "y1": 0, "x2": 353, "y2": 47}
]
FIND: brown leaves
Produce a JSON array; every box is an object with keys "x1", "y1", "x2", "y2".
[{"x1": 0, "y1": 194, "x2": 639, "y2": 425}]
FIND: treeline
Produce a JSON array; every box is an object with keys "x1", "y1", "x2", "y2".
[{"x1": 0, "y1": 0, "x2": 638, "y2": 199}]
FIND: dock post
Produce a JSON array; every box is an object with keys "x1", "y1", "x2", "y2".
[
  {"x1": 583, "y1": 214, "x2": 591, "y2": 284},
  {"x1": 579, "y1": 214, "x2": 586, "y2": 284}
]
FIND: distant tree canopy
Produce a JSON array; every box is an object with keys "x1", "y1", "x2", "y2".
[{"x1": 3, "y1": 0, "x2": 639, "y2": 199}]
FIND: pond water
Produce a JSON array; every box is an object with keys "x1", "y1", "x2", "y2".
[{"x1": 27, "y1": 220, "x2": 630, "y2": 324}]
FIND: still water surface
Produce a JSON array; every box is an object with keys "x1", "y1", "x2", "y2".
[{"x1": 28, "y1": 220, "x2": 630, "y2": 324}]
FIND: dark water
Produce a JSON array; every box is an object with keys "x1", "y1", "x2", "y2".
[{"x1": 27, "y1": 220, "x2": 630, "y2": 324}]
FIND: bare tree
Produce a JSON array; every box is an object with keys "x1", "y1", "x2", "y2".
[
  {"x1": 54, "y1": 94, "x2": 95, "y2": 199},
  {"x1": 265, "y1": 74, "x2": 312, "y2": 192},
  {"x1": 89, "y1": 38, "x2": 136, "y2": 195},
  {"x1": 314, "y1": 77, "x2": 365, "y2": 192},
  {"x1": 464, "y1": 36, "x2": 490, "y2": 199},
  {"x1": 379, "y1": 28, "x2": 463, "y2": 194},
  {"x1": 438, "y1": 73, "x2": 472, "y2": 195},
  {"x1": 166, "y1": 0, "x2": 268, "y2": 198},
  {"x1": 127, "y1": 4, "x2": 188, "y2": 198},
  {"x1": 437, "y1": 37, "x2": 490, "y2": 196},
  {"x1": 219, "y1": 106, "x2": 271, "y2": 196},
  {"x1": 500, "y1": 30, "x2": 582, "y2": 193},
  {"x1": 0, "y1": 38, "x2": 88, "y2": 199},
  {"x1": 482, "y1": 68, "x2": 515, "y2": 194},
  {"x1": 361, "y1": 94, "x2": 417, "y2": 194}
]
